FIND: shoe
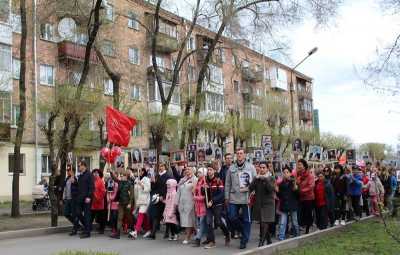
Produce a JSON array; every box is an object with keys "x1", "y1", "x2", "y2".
[
  {"x1": 163, "y1": 234, "x2": 169, "y2": 239},
  {"x1": 168, "y1": 236, "x2": 173, "y2": 241},
  {"x1": 192, "y1": 239, "x2": 200, "y2": 247},
  {"x1": 128, "y1": 231, "x2": 137, "y2": 239},
  {"x1": 225, "y1": 235, "x2": 231, "y2": 246},
  {"x1": 202, "y1": 240, "x2": 209, "y2": 245},
  {"x1": 258, "y1": 239, "x2": 265, "y2": 247},
  {"x1": 69, "y1": 231, "x2": 77, "y2": 236},
  {"x1": 334, "y1": 220, "x2": 339, "y2": 226},
  {"x1": 146, "y1": 234, "x2": 156, "y2": 240},
  {"x1": 182, "y1": 239, "x2": 189, "y2": 244},
  {"x1": 80, "y1": 233, "x2": 90, "y2": 239},
  {"x1": 239, "y1": 243, "x2": 247, "y2": 249},
  {"x1": 340, "y1": 220, "x2": 346, "y2": 226},
  {"x1": 204, "y1": 242, "x2": 216, "y2": 249},
  {"x1": 110, "y1": 230, "x2": 120, "y2": 239},
  {"x1": 143, "y1": 231, "x2": 152, "y2": 238},
  {"x1": 97, "y1": 229, "x2": 105, "y2": 235}
]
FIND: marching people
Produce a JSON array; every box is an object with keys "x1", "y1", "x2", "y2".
[
  {"x1": 204, "y1": 165, "x2": 230, "y2": 249},
  {"x1": 176, "y1": 166, "x2": 197, "y2": 244},
  {"x1": 192, "y1": 167, "x2": 208, "y2": 247},
  {"x1": 106, "y1": 171, "x2": 119, "y2": 235},
  {"x1": 91, "y1": 169, "x2": 106, "y2": 234},
  {"x1": 111, "y1": 170, "x2": 135, "y2": 239},
  {"x1": 63, "y1": 165, "x2": 78, "y2": 226},
  {"x1": 348, "y1": 166, "x2": 363, "y2": 220},
  {"x1": 332, "y1": 164, "x2": 347, "y2": 225},
  {"x1": 225, "y1": 148, "x2": 257, "y2": 249},
  {"x1": 163, "y1": 178, "x2": 179, "y2": 241},
  {"x1": 277, "y1": 166, "x2": 300, "y2": 241},
  {"x1": 314, "y1": 170, "x2": 334, "y2": 230},
  {"x1": 72, "y1": 161, "x2": 94, "y2": 239},
  {"x1": 129, "y1": 168, "x2": 151, "y2": 239},
  {"x1": 147, "y1": 163, "x2": 171, "y2": 240},
  {"x1": 249, "y1": 161, "x2": 276, "y2": 247},
  {"x1": 367, "y1": 166, "x2": 384, "y2": 216},
  {"x1": 296, "y1": 159, "x2": 315, "y2": 234}
]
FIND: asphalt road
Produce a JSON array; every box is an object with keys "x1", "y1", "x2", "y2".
[{"x1": 0, "y1": 228, "x2": 266, "y2": 255}]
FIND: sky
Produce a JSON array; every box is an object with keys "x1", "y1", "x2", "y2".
[{"x1": 170, "y1": 0, "x2": 400, "y2": 147}]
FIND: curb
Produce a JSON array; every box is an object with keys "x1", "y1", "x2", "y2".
[
  {"x1": 236, "y1": 215, "x2": 376, "y2": 255},
  {"x1": 0, "y1": 225, "x2": 72, "y2": 241}
]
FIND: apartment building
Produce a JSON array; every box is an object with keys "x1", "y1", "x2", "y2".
[{"x1": 0, "y1": 0, "x2": 314, "y2": 200}]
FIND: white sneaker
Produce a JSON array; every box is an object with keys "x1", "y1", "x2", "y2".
[
  {"x1": 334, "y1": 220, "x2": 339, "y2": 226},
  {"x1": 172, "y1": 235, "x2": 178, "y2": 241},
  {"x1": 128, "y1": 231, "x2": 137, "y2": 239},
  {"x1": 340, "y1": 220, "x2": 346, "y2": 226},
  {"x1": 182, "y1": 239, "x2": 189, "y2": 244},
  {"x1": 143, "y1": 231, "x2": 152, "y2": 238}
]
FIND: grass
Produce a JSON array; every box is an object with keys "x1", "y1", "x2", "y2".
[
  {"x1": 278, "y1": 217, "x2": 400, "y2": 255},
  {"x1": 0, "y1": 214, "x2": 69, "y2": 232},
  {"x1": 56, "y1": 251, "x2": 118, "y2": 255}
]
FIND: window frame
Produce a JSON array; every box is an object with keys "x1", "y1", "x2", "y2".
[
  {"x1": 127, "y1": 11, "x2": 139, "y2": 30},
  {"x1": 8, "y1": 153, "x2": 26, "y2": 175},
  {"x1": 40, "y1": 23, "x2": 55, "y2": 42},
  {"x1": 12, "y1": 57, "x2": 20, "y2": 79},
  {"x1": 41, "y1": 154, "x2": 51, "y2": 176},
  {"x1": 103, "y1": 78, "x2": 114, "y2": 96},
  {"x1": 39, "y1": 64, "x2": 55, "y2": 86},
  {"x1": 130, "y1": 84, "x2": 141, "y2": 101},
  {"x1": 128, "y1": 47, "x2": 140, "y2": 65}
]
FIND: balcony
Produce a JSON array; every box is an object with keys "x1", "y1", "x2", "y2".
[
  {"x1": 297, "y1": 88, "x2": 312, "y2": 99},
  {"x1": 241, "y1": 67, "x2": 263, "y2": 83},
  {"x1": 299, "y1": 110, "x2": 313, "y2": 121},
  {"x1": 0, "y1": 122, "x2": 10, "y2": 141},
  {"x1": 197, "y1": 48, "x2": 223, "y2": 66},
  {"x1": 148, "y1": 101, "x2": 181, "y2": 116},
  {"x1": 241, "y1": 83, "x2": 263, "y2": 104},
  {"x1": 147, "y1": 66, "x2": 178, "y2": 83},
  {"x1": 147, "y1": 32, "x2": 179, "y2": 54},
  {"x1": 58, "y1": 41, "x2": 99, "y2": 64}
]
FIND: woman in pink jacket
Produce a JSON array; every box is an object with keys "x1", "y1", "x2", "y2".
[
  {"x1": 163, "y1": 178, "x2": 178, "y2": 241},
  {"x1": 192, "y1": 168, "x2": 207, "y2": 247}
]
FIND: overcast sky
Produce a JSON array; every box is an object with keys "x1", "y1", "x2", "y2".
[{"x1": 171, "y1": 0, "x2": 400, "y2": 147}]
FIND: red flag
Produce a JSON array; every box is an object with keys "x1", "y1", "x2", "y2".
[{"x1": 106, "y1": 106, "x2": 136, "y2": 147}]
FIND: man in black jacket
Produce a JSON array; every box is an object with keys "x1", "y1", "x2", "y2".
[{"x1": 73, "y1": 161, "x2": 94, "y2": 238}]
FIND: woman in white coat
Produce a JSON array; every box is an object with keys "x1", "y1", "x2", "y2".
[
  {"x1": 176, "y1": 166, "x2": 197, "y2": 244},
  {"x1": 129, "y1": 168, "x2": 151, "y2": 239}
]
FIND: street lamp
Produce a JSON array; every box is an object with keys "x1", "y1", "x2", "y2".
[{"x1": 289, "y1": 47, "x2": 318, "y2": 135}]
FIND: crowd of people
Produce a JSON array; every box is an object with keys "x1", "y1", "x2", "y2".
[{"x1": 62, "y1": 148, "x2": 399, "y2": 250}]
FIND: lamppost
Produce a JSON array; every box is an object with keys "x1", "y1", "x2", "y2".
[{"x1": 289, "y1": 47, "x2": 318, "y2": 135}]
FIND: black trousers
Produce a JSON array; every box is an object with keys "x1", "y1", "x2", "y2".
[
  {"x1": 74, "y1": 201, "x2": 91, "y2": 234},
  {"x1": 206, "y1": 205, "x2": 229, "y2": 242},
  {"x1": 362, "y1": 193, "x2": 370, "y2": 216},
  {"x1": 351, "y1": 195, "x2": 362, "y2": 218},
  {"x1": 315, "y1": 205, "x2": 328, "y2": 230},
  {"x1": 299, "y1": 200, "x2": 314, "y2": 228},
  {"x1": 91, "y1": 209, "x2": 106, "y2": 231},
  {"x1": 334, "y1": 195, "x2": 346, "y2": 221}
]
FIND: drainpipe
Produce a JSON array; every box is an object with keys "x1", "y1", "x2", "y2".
[{"x1": 32, "y1": 0, "x2": 39, "y2": 184}]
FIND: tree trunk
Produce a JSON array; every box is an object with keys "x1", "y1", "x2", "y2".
[
  {"x1": 98, "y1": 119, "x2": 107, "y2": 171},
  {"x1": 11, "y1": 0, "x2": 27, "y2": 218},
  {"x1": 179, "y1": 101, "x2": 191, "y2": 149}
]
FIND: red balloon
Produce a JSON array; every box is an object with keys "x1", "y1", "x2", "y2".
[
  {"x1": 100, "y1": 147, "x2": 110, "y2": 158},
  {"x1": 111, "y1": 146, "x2": 122, "y2": 157}
]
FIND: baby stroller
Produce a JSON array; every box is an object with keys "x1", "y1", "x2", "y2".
[{"x1": 32, "y1": 183, "x2": 50, "y2": 211}]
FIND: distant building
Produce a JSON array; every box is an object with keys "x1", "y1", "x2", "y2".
[{"x1": 313, "y1": 109, "x2": 320, "y2": 136}]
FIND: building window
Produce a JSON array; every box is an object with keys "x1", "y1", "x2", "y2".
[
  {"x1": 12, "y1": 57, "x2": 20, "y2": 79},
  {"x1": 38, "y1": 112, "x2": 49, "y2": 127},
  {"x1": 132, "y1": 120, "x2": 143, "y2": 137},
  {"x1": 187, "y1": 36, "x2": 195, "y2": 50},
  {"x1": 11, "y1": 104, "x2": 19, "y2": 127},
  {"x1": 148, "y1": 81, "x2": 180, "y2": 105},
  {"x1": 159, "y1": 21, "x2": 177, "y2": 38},
  {"x1": 206, "y1": 92, "x2": 224, "y2": 113},
  {"x1": 11, "y1": 13, "x2": 21, "y2": 33},
  {"x1": 40, "y1": 23, "x2": 55, "y2": 41},
  {"x1": 0, "y1": 0, "x2": 10, "y2": 23},
  {"x1": 8, "y1": 153, "x2": 25, "y2": 174},
  {"x1": 128, "y1": 48, "x2": 140, "y2": 65},
  {"x1": 128, "y1": 11, "x2": 139, "y2": 30},
  {"x1": 104, "y1": 79, "x2": 113, "y2": 96},
  {"x1": 0, "y1": 44, "x2": 11, "y2": 72},
  {"x1": 70, "y1": 71, "x2": 81, "y2": 86},
  {"x1": 105, "y1": 3, "x2": 114, "y2": 21},
  {"x1": 75, "y1": 32, "x2": 88, "y2": 45},
  {"x1": 102, "y1": 40, "x2": 115, "y2": 57},
  {"x1": 233, "y1": 80, "x2": 240, "y2": 93},
  {"x1": 209, "y1": 64, "x2": 223, "y2": 84},
  {"x1": 149, "y1": 55, "x2": 164, "y2": 68},
  {"x1": 41, "y1": 155, "x2": 51, "y2": 175},
  {"x1": 0, "y1": 94, "x2": 11, "y2": 123},
  {"x1": 130, "y1": 84, "x2": 140, "y2": 101},
  {"x1": 39, "y1": 64, "x2": 54, "y2": 86},
  {"x1": 89, "y1": 113, "x2": 96, "y2": 131}
]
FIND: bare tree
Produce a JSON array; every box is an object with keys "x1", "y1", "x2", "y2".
[{"x1": 11, "y1": 0, "x2": 28, "y2": 218}]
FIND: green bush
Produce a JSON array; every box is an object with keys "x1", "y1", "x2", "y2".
[{"x1": 56, "y1": 251, "x2": 118, "y2": 255}]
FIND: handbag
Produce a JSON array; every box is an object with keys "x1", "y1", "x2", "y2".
[{"x1": 248, "y1": 191, "x2": 256, "y2": 207}]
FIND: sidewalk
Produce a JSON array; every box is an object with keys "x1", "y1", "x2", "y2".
[{"x1": 0, "y1": 214, "x2": 69, "y2": 232}]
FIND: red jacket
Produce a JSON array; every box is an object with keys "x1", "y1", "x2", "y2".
[
  {"x1": 91, "y1": 176, "x2": 106, "y2": 210},
  {"x1": 362, "y1": 175, "x2": 369, "y2": 195},
  {"x1": 296, "y1": 171, "x2": 315, "y2": 201},
  {"x1": 314, "y1": 180, "x2": 326, "y2": 207}
]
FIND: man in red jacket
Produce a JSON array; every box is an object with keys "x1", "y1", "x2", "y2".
[{"x1": 91, "y1": 169, "x2": 106, "y2": 234}]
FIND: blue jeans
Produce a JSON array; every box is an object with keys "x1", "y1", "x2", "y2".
[
  {"x1": 228, "y1": 203, "x2": 251, "y2": 245},
  {"x1": 195, "y1": 216, "x2": 207, "y2": 240},
  {"x1": 278, "y1": 211, "x2": 299, "y2": 241}
]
